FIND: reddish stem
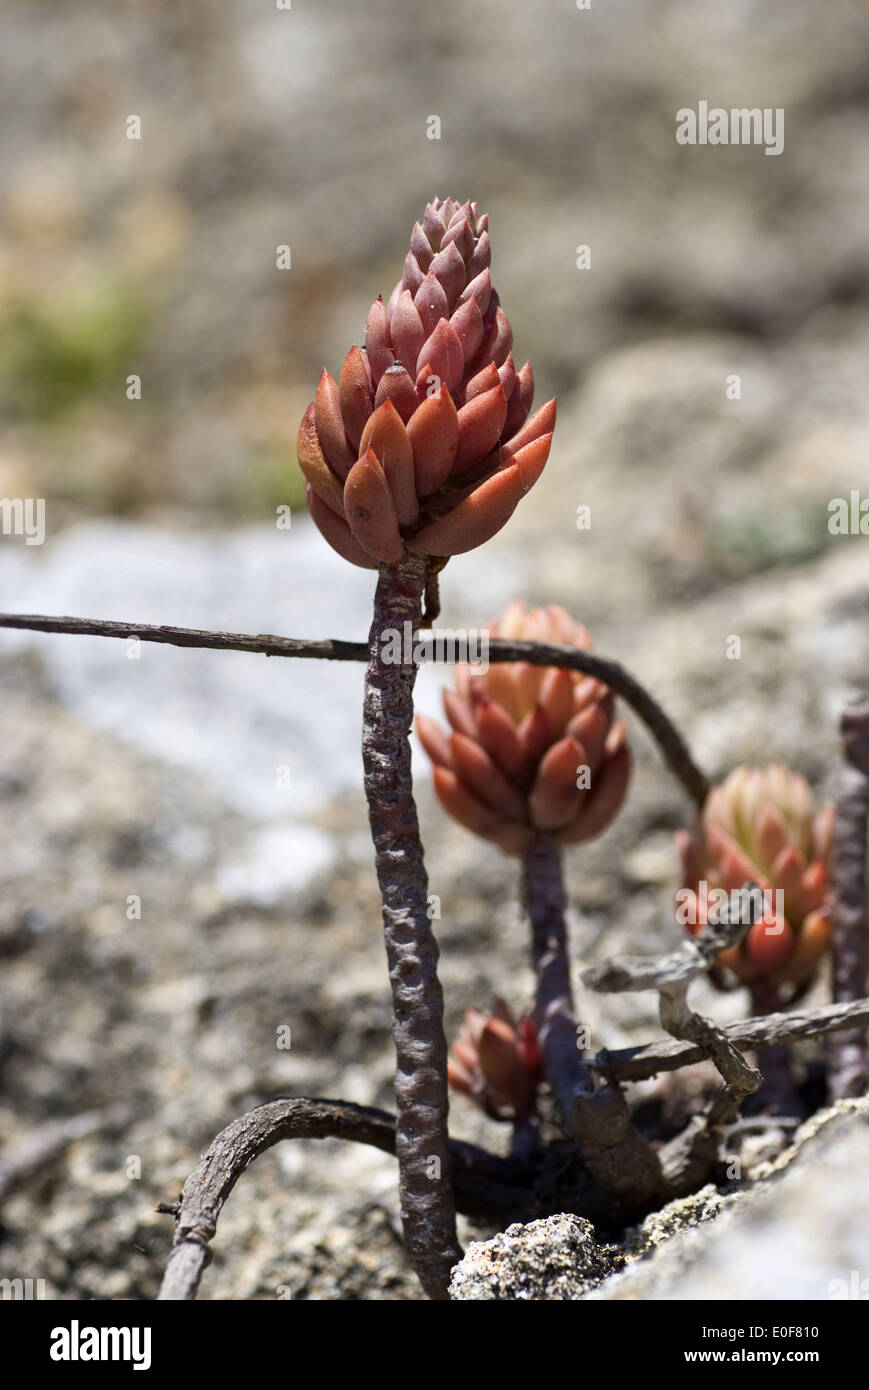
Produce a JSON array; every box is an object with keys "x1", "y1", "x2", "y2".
[
  {"x1": 522, "y1": 831, "x2": 660, "y2": 1206},
  {"x1": 362, "y1": 552, "x2": 461, "y2": 1300},
  {"x1": 828, "y1": 702, "x2": 869, "y2": 1101},
  {"x1": 749, "y1": 981, "x2": 803, "y2": 1117},
  {"x1": 522, "y1": 831, "x2": 585, "y2": 1122}
]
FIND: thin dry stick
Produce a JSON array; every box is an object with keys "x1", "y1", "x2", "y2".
[
  {"x1": 0, "y1": 612, "x2": 708, "y2": 806},
  {"x1": 828, "y1": 700, "x2": 869, "y2": 1100},
  {"x1": 523, "y1": 831, "x2": 661, "y2": 1205},
  {"x1": 583, "y1": 890, "x2": 763, "y2": 1123},
  {"x1": 584, "y1": 889, "x2": 763, "y2": 1193},
  {"x1": 361, "y1": 555, "x2": 461, "y2": 1301},
  {"x1": 590, "y1": 995, "x2": 869, "y2": 1083},
  {"x1": 158, "y1": 1097, "x2": 528, "y2": 1301}
]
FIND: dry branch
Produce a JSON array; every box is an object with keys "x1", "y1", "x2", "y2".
[
  {"x1": 828, "y1": 700, "x2": 869, "y2": 1100},
  {"x1": 590, "y1": 995, "x2": 869, "y2": 1083},
  {"x1": 584, "y1": 891, "x2": 766, "y2": 1192},
  {"x1": 584, "y1": 888, "x2": 764, "y2": 1127},
  {"x1": 0, "y1": 612, "x2": 708, "y2": 806},
  {"x1": 157, "y1": 1097, "x2": 529, "y2": 1302}
]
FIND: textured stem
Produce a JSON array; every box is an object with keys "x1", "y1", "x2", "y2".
[
  {"x1": 523, "y1": 832, "x2": 661, "y2": 1205},
  {"x1": 750, "y1": 981, "x2": 803, "y2": 1117},
  {"x1": 828, "y1": 701, "x2": 869, "y2": 1100},
  {"x1": 589, "y1": 996, "x2": 869, "y2": 1082},
  {"x1": 362, "y1": 554, "x2": 460, "y2": 1300},
  {"x1": 158, "y1": 1098, "x2": 526, "y2": 1301},
  {"x1": 422, "y1": 557, "x2": 448, "y2": 624},
  {"x1": 523, "y1": 832, "x2": 586, "y2": 1121}
]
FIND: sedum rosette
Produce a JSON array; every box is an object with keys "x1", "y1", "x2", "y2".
[
  {"x1": 448, "y1": 999, "x2": 542, "y2": 1120},
  {"x1": 297, "y1": 197, "x2": 555, "y2": 566},
  {"x1": 677, "y1": 765, "x2": 834, "y2": 988},
  {"x1": 417, "y1": 601, "x2": 631, "y2": 855}
]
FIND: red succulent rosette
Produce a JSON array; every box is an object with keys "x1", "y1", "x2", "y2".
[
  {"x1": 677, "y1": 765, "x2": 834, "y2": 989},
  {"x1": 448, "y1": 998, "x2": 542, "y2": 1120},
  {"x1": 297, "y1": 197, "x2": 555, "y2": 565},
  {"x1": 418, "y1": 602, "x2": 631, "y2": 856}
]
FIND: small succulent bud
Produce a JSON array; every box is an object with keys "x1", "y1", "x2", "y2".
[
  {"x1": 418, "y1": 602, "x2": 631, "y2": 855},
  {"x1": 298, "y1": 198, "x2": 555, "y2": 566},
  {"x1": 677, "y1": 765, "x2": 834, "y2": 989},
  {"x1": 448, "y1": 998, "x2": 542, "y2": 1119}
]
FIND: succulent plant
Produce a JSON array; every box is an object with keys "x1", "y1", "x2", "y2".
[
  {"x1": 9, "y1": 172, "x2": 868, "y2": 1308},
  {"x1": 417, "y1": 601, "x2": 631, "y2": 855},
  {"x1": 448, "y1": 999, "x2": 542, "y2": 1120},
  {"x1": 294, "y1": 200, "x2": 560, "y2": 1297},
  {"x1": 297, "y1": 197, "x2": 555, "y2": 565},
  {"x1": 677, "y1": 765, "x2": 834, "y2": 989}
]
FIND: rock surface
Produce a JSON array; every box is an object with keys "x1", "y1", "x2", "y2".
[
  {"x1": 448, "y1": 1102, "x2": 869, "y2": 1301},
  {"x1": 450, "y1": 1215, "x2": 621, "y2": 1301},
  {"x1": 594, "y1": 1100, "x2": 869, "y2": 1300}
]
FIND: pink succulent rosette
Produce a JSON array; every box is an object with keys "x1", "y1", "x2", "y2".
[
  {"x1": 297, "y1": 197, "x2": 555, "y2": 565},
  {"x1": 448, "y1": 999, "x2": 542, "y2": 1120},
  {"x1": 417, "y1": 602, "x2": 631, "y2": 856},
  {"x1": 677, "y1": 765, "x2": 834, "y2": 989}
]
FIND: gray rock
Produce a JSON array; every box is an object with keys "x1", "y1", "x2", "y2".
[
  {"x1": 449, "y1": 1103, "x2": 869, "y2": 1302},
  {"x1": 593, "y1": 1100, "x2": 869, "y2": 1300},
  {"x1": 449, "y1": 1215, "x2": 621, "y2": 1301}
]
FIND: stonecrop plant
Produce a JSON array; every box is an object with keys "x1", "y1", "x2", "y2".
[
  {"x1": 298, "y1": 196, "x2": 555, "y2": 568},
  {"x1": 294, "y1": 197, "x2": 560, "y2": 1299},
  {"x1": 448, "y1": 999, "x2": 542, "y2": 1122},
  {"x1": 417, "y1": 601, "x2": 630, "y2": 854},
  {"x1": 266, "y1": 197, "x2": 866, "y2": 1295},
  {"x1": 677, "y1": 765, "x2": 834, "y2": 996},
  {"x1": 7, "y1": 194, "x2": 867, "y2": 1304}
]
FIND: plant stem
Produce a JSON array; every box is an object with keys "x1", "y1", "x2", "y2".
[
  {"x1": 522, "y1": 831, "x2": 660, "y2": 1205},
  {"x1": 362, "y1": 552, "x2": 461, "y2": 1300},
  {"x1": 828, "y1": 701, "x2": 869, "y2": 1100},
  {"x1": 522, "y1": 832, "x2": 583, "y2": 1123},
  {"x1": 157, "y1": 1097, "x2": 528, "y2": 1301},
  {"x1": 749, "y1": 982, "x2": 803, "y2": 1117}
]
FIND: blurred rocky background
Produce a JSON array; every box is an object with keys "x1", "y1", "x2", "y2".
[{"x1": 0, "y1": 0, "x2": 867, "y2": 1299}]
